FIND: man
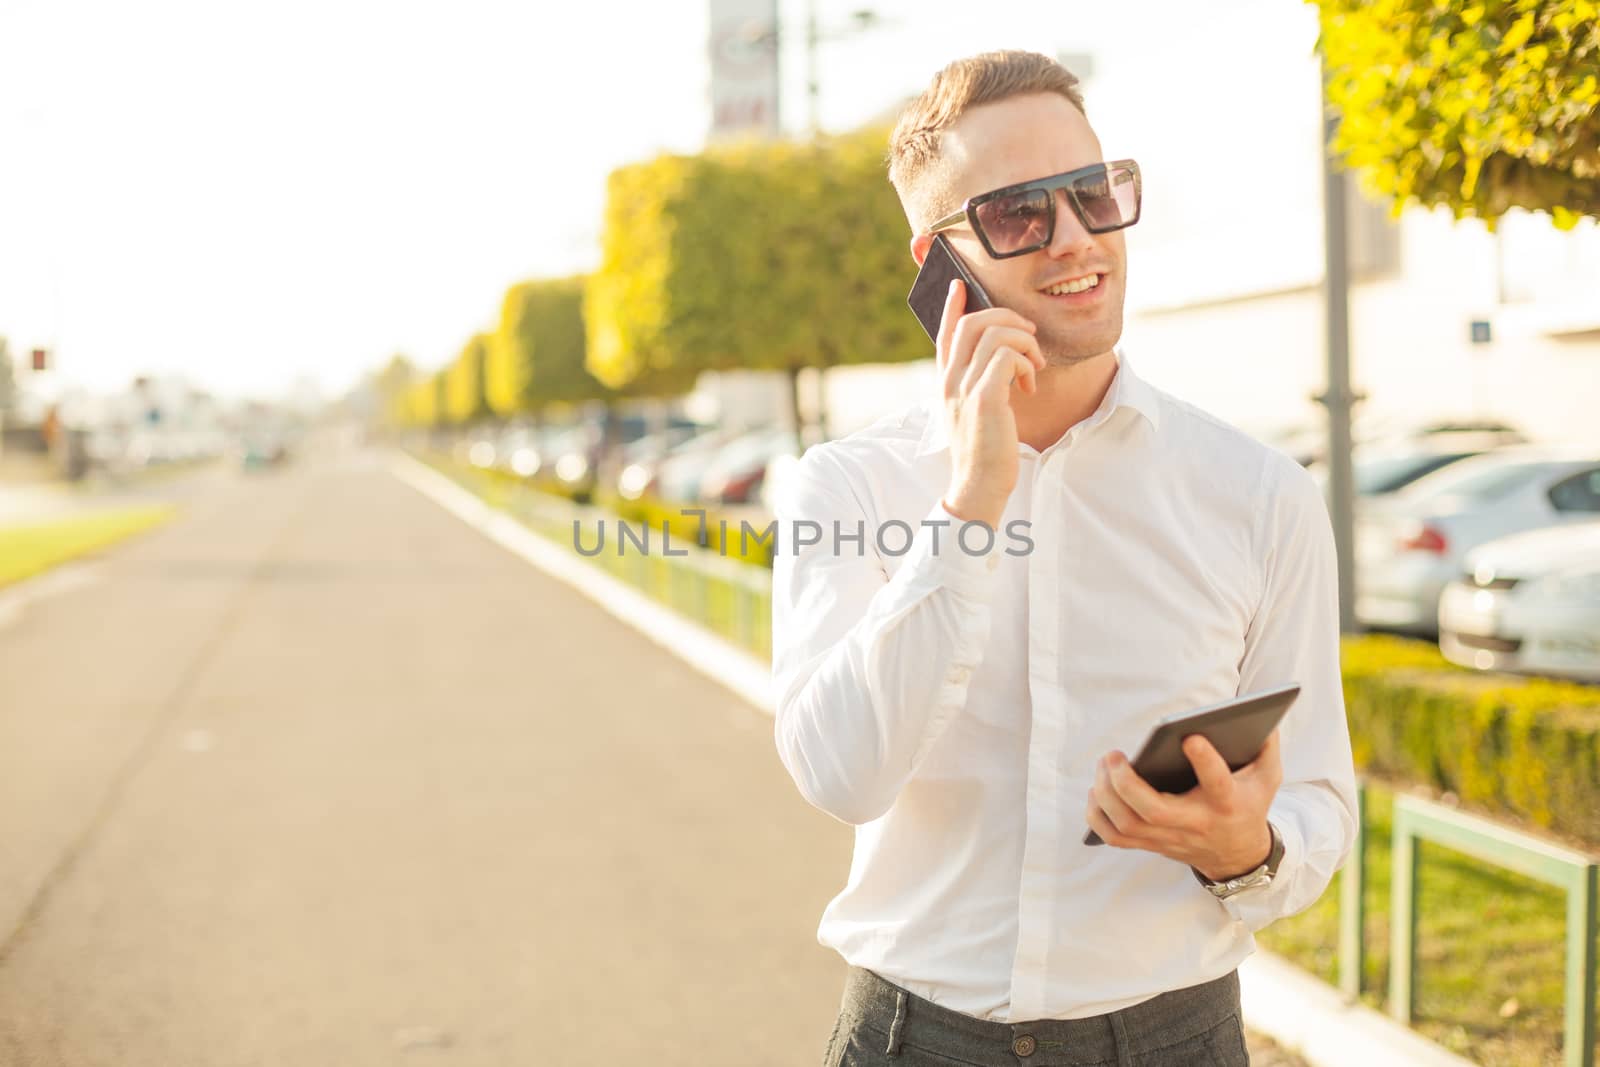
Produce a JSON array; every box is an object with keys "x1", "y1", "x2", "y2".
[{"x1": 770, "y1": 51, "x2": 1358, "y2": 1066}]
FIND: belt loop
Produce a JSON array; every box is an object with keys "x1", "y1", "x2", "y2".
[
  {"x1": 1109, "y1": 1011, "x2": 1134, "y2": 1067},
  {"x1": 885, "y1": 989, "x2": 908, "y2": 1057}
]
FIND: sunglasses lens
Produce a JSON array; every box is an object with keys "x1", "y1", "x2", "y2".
[
  {"x1": 973, "y1": 188, "x2": 1051, "y2": 255},
  {"x1": 1072, "y1": 165, "x2": 1140, "y2": 232}
]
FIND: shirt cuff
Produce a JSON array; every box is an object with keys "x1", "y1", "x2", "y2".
[{"x1": 897, "y1": 500, "x2": 1004, "y2": 601}]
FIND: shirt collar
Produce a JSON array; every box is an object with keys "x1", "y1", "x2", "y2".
[{"x1": 914, "y1": 347, "x2": 1162, "y2": 458}]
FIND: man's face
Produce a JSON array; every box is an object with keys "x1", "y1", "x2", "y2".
[{"x1": 918, "y1": 92, "x2": 1128, "y2": 367}]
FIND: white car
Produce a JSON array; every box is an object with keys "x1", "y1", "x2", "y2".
[
  {"x1": 1355, "y1": 447, "x2": 1600, "y2": 635},
  {"x1": 1439, "y1": 520, "x2": 1600, "y2": 682}
]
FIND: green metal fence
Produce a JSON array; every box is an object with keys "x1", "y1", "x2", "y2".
[{"x1": 1337, "y1": 783, "x2": 1599, "y2": 1067}]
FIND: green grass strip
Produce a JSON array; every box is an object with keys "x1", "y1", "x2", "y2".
[{"x1": 0, "y1": 505, "x2": 176, "y2": 588}]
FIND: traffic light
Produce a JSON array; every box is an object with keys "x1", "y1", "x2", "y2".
[{"x1": 31, "y1": 349, "x2": 48, "y2": 372}]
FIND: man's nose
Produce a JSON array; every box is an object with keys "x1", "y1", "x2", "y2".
[{"x1": 1047, "y1": 188, "x2": 1096, "y2": 257}]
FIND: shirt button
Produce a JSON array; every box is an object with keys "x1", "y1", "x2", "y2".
[{"x1": 1012, "y1": 1035, "x2": 1037, "y2": 1057}]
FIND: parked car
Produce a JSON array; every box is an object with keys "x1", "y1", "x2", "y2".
[
  {"x1": 1260, "y1": 417, "x2": 1523, "y2": 468},
  {"x1": 615, "y1": 425, "x2": 709, "y2": 500},
  {"x1": 548, "y1": 414, "x2": 702, "y2": 498},
  {"x1": 492, "y1": 425, "x2": 558, "y2": 479},
  {"x1": 1308, "y1": 433, "x2": 1512, "y2": 500},
  {"x1": 654, "y1": 429, "x2": 748, "y2": 502},
  {"x1": 1355, "y1": 447, "x2": 1600, "y2": 635},
  {"x1": 696, "y1": 428, "x2": 801, "y2": 504},
  {"x1": 1439, "y1": 520, "x2": 1600, "y2": 683}
]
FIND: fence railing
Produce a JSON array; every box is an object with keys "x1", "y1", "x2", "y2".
[{"x1": 1379, "y1": 791, "x2": 1597, "y2": 1067}]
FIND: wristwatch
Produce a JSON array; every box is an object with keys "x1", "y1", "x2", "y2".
[{"x1": 1193, "y1": 822, "x2": 1285, "y2": 900}]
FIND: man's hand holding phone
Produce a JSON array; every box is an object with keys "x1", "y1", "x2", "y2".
[{"x1": 938, "y1": 279, "x2": 1046, "y2": 529}]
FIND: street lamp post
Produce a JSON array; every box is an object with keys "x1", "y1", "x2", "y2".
[
  {"x1": 1317, "y1": 55, "x2": 1363, "y2": 634},
  {"x1": 749, "y1": 4, "x2": 885, "y2": 137}
]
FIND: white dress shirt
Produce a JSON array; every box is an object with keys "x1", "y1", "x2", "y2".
[{"x1": 770, "y1": 349, "x2": 1358, "y2": 1022}]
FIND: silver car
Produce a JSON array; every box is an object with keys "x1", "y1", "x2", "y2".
[
  {"x1": 1355, "y1": 448, "x2": 1600, "y2": 635},
  {"x1": 1439, "y1": 520, "x2": 1600, "y2": 682}
]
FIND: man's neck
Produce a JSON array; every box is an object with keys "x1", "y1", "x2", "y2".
[{"x1": 1013, "y1": 350, "x2": 1119, "y2": 453}]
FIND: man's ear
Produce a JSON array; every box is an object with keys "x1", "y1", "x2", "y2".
[{"x1": 910, "y1": 232, "x2": 933, "y2": 268}]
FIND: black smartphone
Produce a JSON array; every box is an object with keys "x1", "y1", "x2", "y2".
[
  {"x1": 1083, "y1": 682, "x2": 1301, "y2": 846},
  {"x1": 907, "y1": 234, "x2": 994, "y2": 342}
]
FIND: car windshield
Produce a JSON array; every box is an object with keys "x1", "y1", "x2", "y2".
[
  {"x1": 1356, "y1": 452, "x2": 1478, "y2": 494},
  {"x1": 1400, "y1": 458, "x2": 1548, "y2": 505}
]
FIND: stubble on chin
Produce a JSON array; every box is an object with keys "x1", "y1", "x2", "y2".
[{"x1": 1036, "y1": 317, "x2": 1122, "y2": 368}]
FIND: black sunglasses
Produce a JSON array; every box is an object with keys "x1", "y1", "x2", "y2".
[{"x1": 926, "y1": 159, "x2": 1142, "y2": 259}]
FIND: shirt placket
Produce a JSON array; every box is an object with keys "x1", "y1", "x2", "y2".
[{"x1": 1008, "y1": 435, "x2": 1073, "y2": 1021}]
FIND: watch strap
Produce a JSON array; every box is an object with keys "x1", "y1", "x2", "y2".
[{"x1": 1193, "y1": 822, "x2": 1284, "y2": 895}]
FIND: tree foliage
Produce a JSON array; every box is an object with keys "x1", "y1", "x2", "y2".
[
  {"x1": 489, "y1": 276, "x2": 608, "y2": 414},
  {"x1": 1312, "y1": 0, "x2": 1600, "y2": 228},
  {"x1": 585, "y1": 125, "x2": 929, "y2": 394},
  {"x1": 444, "y1": 333, "x2": 491, "y2": 425}
]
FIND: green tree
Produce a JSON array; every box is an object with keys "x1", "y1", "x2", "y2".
[
  {"x1": 1311, "y1": 0, "x2": 1600, "y2": 228},
  {"x1": 491, "y1": 276, "x2": 599, "y2": 415},
  {"x1": 444, "y1": 333, "x2": 491, "y2": 426},
  {"x1": 586, "y1": 125, "x2": 930, "y2": 439}
]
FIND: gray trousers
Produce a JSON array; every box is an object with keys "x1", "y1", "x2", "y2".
[{"x1": 823, "y1": 967, "x2": 1249, "y2": 1067}]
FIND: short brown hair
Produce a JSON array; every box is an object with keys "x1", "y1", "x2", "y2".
[{"x1": 888, "y1": 50, "x2": 1087, "y2": 230}]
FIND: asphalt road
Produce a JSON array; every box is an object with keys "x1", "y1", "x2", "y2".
[{"x1": 0, "y1": 450, "x2": 852, "y2": 1066}]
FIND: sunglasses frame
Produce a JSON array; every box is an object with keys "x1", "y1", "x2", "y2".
[{"x1": 925, "y1": 159, "x2": 1142, "y2": 260}]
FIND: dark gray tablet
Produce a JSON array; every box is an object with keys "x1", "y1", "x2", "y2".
[{"x1": 1083, "y1": 682, "x2": 1300, "y2": 846}]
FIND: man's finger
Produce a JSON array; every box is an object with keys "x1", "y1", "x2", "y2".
[
  {"x1": 936, "y1": 280, "x2": 966, "y2": 364},
  {"x1": 1106, "y1": 752, "x2": 1180, "y2": 828},
  {"x1": 973, "y1": 347, "x2": 1030, "y2": 408},
  {"x1": 1093, "y1": 760, "x2": 1150, "y2": 838},
  {"x1": 1086, "y1": 803, "x2": 1129, "y2": 848},
  {"x1": 1244, "y1": 729, "x2": 1284, "y2": 790},
  {"x1": 958, "y1": 326, "x2": 1036, "y2": 399},
  {"x1": 946, "y1": 308, "x2": 1038, "y2": 397},
  {"x1": 1183, "y1": 734, "x2": 1236, "y2": 800},
  {"x1": 938, "y1": 281, "x2": 968, "y2": 395}
]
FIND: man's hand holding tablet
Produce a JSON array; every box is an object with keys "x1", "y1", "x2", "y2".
[{"x1": 1083, "y1": 684, "x2": 1296, "y2": 884}]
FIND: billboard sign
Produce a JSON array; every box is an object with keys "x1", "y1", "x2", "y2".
[{"x1": 708, "y1": 0, "x2": 779, "y2": 141}]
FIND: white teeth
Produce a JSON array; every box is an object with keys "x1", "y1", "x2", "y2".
[{"x1": 1043, "y1": 274, "x2": 1100, "y2": 295}]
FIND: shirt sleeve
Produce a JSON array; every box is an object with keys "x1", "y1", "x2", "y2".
[
  {"x1": 770, "y1": 444, "x2": 1002, "y2": 826},
  {"x1": 1218, "y1": 455, "x2": 1360, "y2": 930}
]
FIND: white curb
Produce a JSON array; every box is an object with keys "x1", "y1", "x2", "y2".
[{"x1": 1241, "y1": 951, "x2": 1477, "y2": 1067}]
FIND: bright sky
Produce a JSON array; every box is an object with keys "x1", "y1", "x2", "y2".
[{"x1": 0, "y1": 0, "x2": 1321, "y2": 404}]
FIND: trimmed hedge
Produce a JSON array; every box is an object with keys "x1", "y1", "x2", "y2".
[
  {"x1": 457, "y1": 460, "x2": 774, "y2": 569},
  {"x1": 1342, "y1": 635, "x2": 1600, "y2": 847}
]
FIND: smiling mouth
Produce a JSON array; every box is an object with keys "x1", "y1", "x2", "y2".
[{"x1": 1039, "y1": 272, "x2": 1104, "y2": 297}]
